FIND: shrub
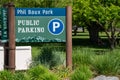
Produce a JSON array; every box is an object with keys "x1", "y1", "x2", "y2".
[
  {"x1": 27, "y1": 65, "x2": 59, "y2": 80},
  {"x1": 14, "y1": 72, "x2": 28, "y2": 80},
  {"x1": 91, "y1": 50, "x2": 120, "y2": 75},
  {"x1": 71, "y1": 65, "x2": 93, "y2": 80},
  {"x1": 72, "y1": 47, "x2": 120, "y2": 76},
  {"x1": 33, "y1": 46, "x2": 65, "y2": 69},
  {"x1": 52, "y1": 65, "x2": 71, "y2": 79},
  {"x1": 72, "y1": 47, "x2": 94, "y2": 68},
  {"x1": 0, "y1": 70, "x2": 14, "y2": 80}
]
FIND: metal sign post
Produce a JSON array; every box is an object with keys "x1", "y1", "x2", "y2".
[
  {"x1": 66, "y1": 6, "x2": 72, "y2": 70},
  {"x1": 7, "y1": 3, "x2": 15, "y2": 72}
]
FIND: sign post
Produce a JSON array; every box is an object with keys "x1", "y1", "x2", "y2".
[
  {"x1": 7, "y1": 3, "x2": 15, "y2": 72},
  {"x1": 66, "y1": 6, "x2": 72, "y2": 70}
]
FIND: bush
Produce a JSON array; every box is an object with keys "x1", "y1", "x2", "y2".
[
  {"x1": 14, "y1": 72, "x2": 28, "y2": 80},
  {"x1": 0, "y1": 70, "x2": 29, "y2": 80},
  {"x1": 72, "y1": 47, "x2": 120, "y2": 76},
  {"x1": 0, "y1": 70, "x2": 14, "y2": 80},
  {"x1": 27, "y1": 65, "x2": 59, "y2": 80},
  {"x1": 71, "y1": 65, "x2": 93, "y2": 80},
  {"x1": 0, "y1": 66, "x2": 59, "y2": 80},
  {"x1": 72, "y1": 48, "x2": 94, "y2": 68},
  {"x1": 33, "y1": 46, "x2": 65, "y2": 69},
  {"x1": 92, "y1": 51, "x2": 120, "y2": 75},
  {"x1": 52, "y1": 65, "x2": 71, "y2": 79}
]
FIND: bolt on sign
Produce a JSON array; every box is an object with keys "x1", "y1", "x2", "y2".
[
  {"x1": 0, "y1": 8, "x2": 8, "y2": 43},
  {"x1": 15, "y1": 8, "x2": 66, "y2": 42}
]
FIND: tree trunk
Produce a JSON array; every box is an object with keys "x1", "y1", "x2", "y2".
[
  {"x1": 82, "y1": 26, "x2": 85, "y2": 33},
  {"x1": 104, "y1": 20, "x2": 117, "y2": 50},
  {"x1": 74, "y1": 27, "x2": 78, "y2": 36},
  {"x1": 110, "y1": 24, "x2": 116, "y2": 50},
  {"x1": 87, "y1": 21, "x2": 101, "y2": 44},
  {"x1": 88, "y1": 27, "x2": 99, "y2": 43}
]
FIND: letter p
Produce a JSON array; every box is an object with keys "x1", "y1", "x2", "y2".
[{"x1": 53, "y1": 22, "x2": 60, "y2": 32}]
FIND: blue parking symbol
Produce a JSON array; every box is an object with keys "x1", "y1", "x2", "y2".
[{"x1": 48, "y1": 18, "x2": 64, "y2": 35}]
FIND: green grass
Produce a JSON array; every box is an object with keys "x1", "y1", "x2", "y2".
[
  {"x1": 27, "y1": 65, "x2": 58, "y2": 80},
  {"x1": 71, "y1": 65, "x2": 93, "y2": 80},
  {"x1": 72, "y1": 47, "x2": 93, "y2": 67},
  {"x1": 30, "y1": 31, "x2": 120, "y2": 78},
  {"x1": 14, "y1": 31, "x2": 120, "y2": 79},
  {"x1": 1, "y1": 43, "x2": 120, "y2": 79},
  {"x1": 72, "y1": 47, "x2": 120, "y2": 76},
  {"x1": 31, "y1": 43, "x2": 120, "y2": 76},
  {"x1": 0, "y1": 65, "x2": 59, "y2": 80},
  {"x1": 91, "y1": 50, "x2": 120, "y2": 75}
]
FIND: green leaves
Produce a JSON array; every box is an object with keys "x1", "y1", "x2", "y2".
[
  {"x1": 71, "y1": 65, "x2": 93, "y2": 80},
  {"x1": 27, "y1": 65, "x2": 58, "y2": 80},
  {"x1": 73, "y1": 0, "x2": 120, "y2": 28},
  {"x1": 0, "y1": 0, "x2": 71, "y2": 8}
]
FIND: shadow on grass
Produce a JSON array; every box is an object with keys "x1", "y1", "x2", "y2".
[
  {"x1": 72, "y1": 38, "x2": 109, "y2": 49},
  {"x1": 72, "y1": 32, "x2": 89, "y2": 36},
  {"x1": 72, "y1": 38, "x2": 111, "y2": 55}
]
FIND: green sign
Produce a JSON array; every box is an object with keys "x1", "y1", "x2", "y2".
[
  {"x1": 15, "y1": 8, "x2": 66, "y2": 42},
  {"x1": 0, "y1": 8, "x2": 8, "y2": 43},
  {"x1": 0, "y1": 8, "x2": 1, "y2": 30}
]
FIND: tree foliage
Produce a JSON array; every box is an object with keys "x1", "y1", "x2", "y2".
[
  {"x1": 0, "y1": 0, "x2": 72, "y2": 7},
  {"x1": 73, "y1": 0, "x2": 120, "y2": 49},
  {"x1": 73, "y1": 0, "x2": 120, "y2": 28}
]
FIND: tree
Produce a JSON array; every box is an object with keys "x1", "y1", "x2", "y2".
[
  {"x1": 0, "y1": 0, "x2": 72, "y2": 7},
  {"x1": 73, "y1": 0, "x2": 120, "y2": 49}
]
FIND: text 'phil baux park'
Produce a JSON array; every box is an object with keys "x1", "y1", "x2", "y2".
[{"x1": 16, "y1": 9, "x2": 53, "y2": 33}]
